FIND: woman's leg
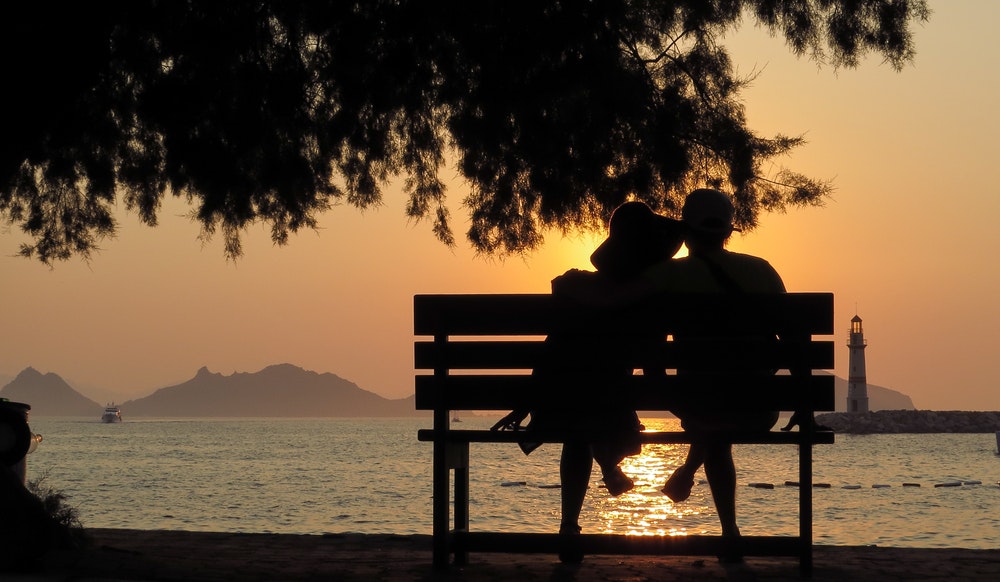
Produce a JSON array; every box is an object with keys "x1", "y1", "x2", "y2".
[
  {"x1": 662, "y1": 444, "x2": 702, "y2": 502},
  {"x1": 559, "y1": 441, "x2": 594, "y2": 531},
  {"x1": 558, "y1": 441, "x2": 593, "y2": 563},
  {"x1": 592, "y1": 442, "x2": 634, "y2": 496}
]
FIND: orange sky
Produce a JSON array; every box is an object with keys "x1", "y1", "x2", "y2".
[{"x1": 3, "y1": 1, "x2": 998, "y2": 410}]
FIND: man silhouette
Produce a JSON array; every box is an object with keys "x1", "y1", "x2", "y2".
[{"x1": 646, "y1": 189, "x2": 783, "y2": 548}]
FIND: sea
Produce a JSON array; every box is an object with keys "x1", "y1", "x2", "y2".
[{"x1": 22, "y1": 416, "x2": 1000, "y2": 549}]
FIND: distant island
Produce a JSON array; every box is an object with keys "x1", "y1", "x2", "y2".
[{"x1": 0, "y1": 364, "x2": 424, "y2": 418}]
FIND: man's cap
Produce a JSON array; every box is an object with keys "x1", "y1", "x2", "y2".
[{"x1": 681, "y1": 188, "x2": 738, "y2": 235}]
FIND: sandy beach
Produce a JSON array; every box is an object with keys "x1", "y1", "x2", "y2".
[{"x1": 4, "y1": 528, "x2": 996, "y2": 581}]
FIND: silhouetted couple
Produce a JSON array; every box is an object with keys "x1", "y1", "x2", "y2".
[{"x1": 495, "y1": 189, "x2": 786, "y2": 563}]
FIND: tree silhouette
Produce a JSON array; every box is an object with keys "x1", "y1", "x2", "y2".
[{"x1": 0, "y1": 1, "x2": 929, "y2": 262}]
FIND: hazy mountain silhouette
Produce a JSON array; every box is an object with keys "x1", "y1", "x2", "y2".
[
  {"x1": 120, "y1": 363, "x2": 423, "y2": 417},
  {"x1": 828, "y1": 372, "x2": 915, "y2": 411},
  {"x1": 0, "y1": 367, "x2": 103, "y2": 417}
]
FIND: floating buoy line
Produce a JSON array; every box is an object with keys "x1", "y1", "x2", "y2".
[
  {"x1": 500, "y1": 479, "x2": 995, "y2": 490},
  {"x1": 743, "y1": 479, "x2": 997, "y2": 490}
]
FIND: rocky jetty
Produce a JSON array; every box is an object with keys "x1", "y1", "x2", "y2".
[{"x1": 815, "y1": 410, "x2": 1000, "y2": 434}]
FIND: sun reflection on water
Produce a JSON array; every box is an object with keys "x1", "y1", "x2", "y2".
[{"x1": 587, "y1": 417, "x2": 715, "y2": 537}]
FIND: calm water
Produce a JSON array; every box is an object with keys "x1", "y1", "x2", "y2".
[{"x1": 23, "y1": 416, "x2": 1000, "y2": 549}]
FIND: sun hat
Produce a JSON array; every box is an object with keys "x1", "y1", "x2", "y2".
[
  {"x1": 590, "y1": 201, "x2": 684, "y2": 278},
  {"x1": 681, "y1": 188, "x2": 737, "y2": 236}
]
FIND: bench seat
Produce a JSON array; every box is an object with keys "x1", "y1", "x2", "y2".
[{"x1": 417, "y1": 427, "x2": 835, "y2": 445}]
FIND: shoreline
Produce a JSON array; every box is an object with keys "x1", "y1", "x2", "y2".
[{"x1": 18, "y1": 528, "x2": 1000, "y2": 581}]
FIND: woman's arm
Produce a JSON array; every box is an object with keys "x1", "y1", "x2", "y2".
[{"x1": 551, "y1": 269, "x2": 657, "y2": 306}]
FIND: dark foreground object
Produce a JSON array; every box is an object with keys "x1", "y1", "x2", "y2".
[{"x1": 14, "y1": 529, "x2": 1000, "y2": 581}]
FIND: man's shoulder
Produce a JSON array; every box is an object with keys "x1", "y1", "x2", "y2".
[
  {"x1": 706, "y1": 250, "x2": 785, "y2": 292},
  {"x1": 717, "y1": 250, "x2": 773, "y2": 266}
]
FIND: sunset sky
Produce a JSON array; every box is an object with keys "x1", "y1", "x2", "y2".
[{"x1": 3, "y1": 1, "x2": 997, "y2": 411}]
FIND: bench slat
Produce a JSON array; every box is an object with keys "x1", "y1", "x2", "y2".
[
  {"x1": 415, "y1": 339, "x2": 835, "y2": 370},
  {"x1": 415, "y1": 373, "x2": 836, "y2": 411},
  {"x1": 414, "y1": 292, "x2": 834, "y2": 336}
]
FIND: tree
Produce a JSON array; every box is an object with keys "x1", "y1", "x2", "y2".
[{"x1": 0, "y1": 1, "x2": 929, "y2": 263}]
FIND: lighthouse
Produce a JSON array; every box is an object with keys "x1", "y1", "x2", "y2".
[{"x1": 847, "y1": 315, "x2": 870, "y2": 413}]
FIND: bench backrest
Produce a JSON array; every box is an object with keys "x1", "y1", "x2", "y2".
[{"x1": 414, "y1": 293, "x2": 835, "y2": 413}]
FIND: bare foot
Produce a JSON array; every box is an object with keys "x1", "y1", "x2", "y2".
[
  {"x1": 661, "y1": 470, "x2": 694, "y2": 502},
  {"x1": 602, "y1": 468, "x2": 635, "y2": 496}
]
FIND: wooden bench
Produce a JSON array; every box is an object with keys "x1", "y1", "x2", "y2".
[{"x1": 414, "y1": 292, "x2": 836, "y2": 576}]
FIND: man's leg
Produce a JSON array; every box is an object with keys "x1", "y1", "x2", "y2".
[{"x1": 703, "y1": 443, "x2": 740, "y2": 537}]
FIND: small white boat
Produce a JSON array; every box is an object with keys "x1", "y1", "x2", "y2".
[{"x1": 101, "y1": 404, "x2": 122, "y2": 423}]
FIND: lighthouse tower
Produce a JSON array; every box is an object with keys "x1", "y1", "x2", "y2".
[{"x1": 847, "y1": 315, "x2": 870, "y2": 413}]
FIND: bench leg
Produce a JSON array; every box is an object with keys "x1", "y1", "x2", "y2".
[
  {"x1": 451, "y1": 443, "x2": 470, "y2": 565},
  {"x1": 799, "y1": 440, "x2": 814, "y2": 577},
  {"x1": 432, "y1": 435, "x2": 471, "y2": 568},
  {"x1": 432, "y1": 435, "x2": 450, "y2": 568}
]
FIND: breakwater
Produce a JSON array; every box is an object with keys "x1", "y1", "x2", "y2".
[{"x1": 815, "y1": 410, "x2": 1000, "y2": 434}]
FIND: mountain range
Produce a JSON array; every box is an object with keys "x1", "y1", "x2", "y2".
[
  {"x1": 1, "y1": 364, "x2": 914, "y2": 418},
  {"x1": 0, "y1": 364, "x2": 422, "y2": 418}
]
